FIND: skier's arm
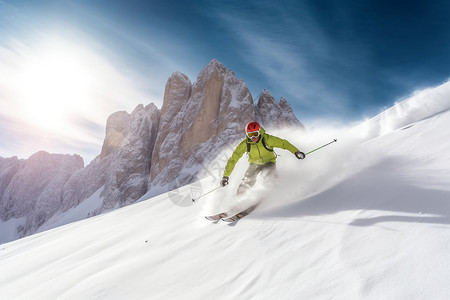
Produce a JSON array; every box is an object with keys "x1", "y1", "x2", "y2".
[
  {"x1": 267, "y1": 135, "x2": 300, "y2": 154},
  {"x1": 223, "y1": 140, "x2": 247, "y2": 177}
]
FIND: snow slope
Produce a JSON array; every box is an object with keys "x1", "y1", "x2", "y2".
[{"x1": 1, "y1": 82, "x2": 450, "y2": 299}]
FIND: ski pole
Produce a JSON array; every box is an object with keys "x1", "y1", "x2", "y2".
[
  {"x1": 305, "y1": 139, "x2": 337, "y2": 155},
  {"x1": 192, "y1": 186, "x2": 222, "y2": 203}
]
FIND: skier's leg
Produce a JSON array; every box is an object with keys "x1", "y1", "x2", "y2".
[
  {"x1": 259, "y1": 162, "x2": 278, "y2": 189},
  {"x1": 260, "y1": 162, "x2": 276, "y2": 179},
  {"x1": 237, "y1": 163, "x2": 259, "y2": 195}
]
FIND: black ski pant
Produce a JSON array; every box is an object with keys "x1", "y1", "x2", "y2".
[{"x1": 237, "y1": 162, "x2": 276, "y2": 195}]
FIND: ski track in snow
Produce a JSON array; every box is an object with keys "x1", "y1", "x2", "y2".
[{"x1": 1, "y1": 82, "x2": 450, "y2": 299}]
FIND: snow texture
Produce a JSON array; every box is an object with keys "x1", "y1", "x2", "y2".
[{"x1": 1, "y1": 80, "x2": 450, "y2": 299}]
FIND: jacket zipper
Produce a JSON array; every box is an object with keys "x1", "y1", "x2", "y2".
[{"x1": 256, "y1": 143, "x2": 262, "y2": 160}]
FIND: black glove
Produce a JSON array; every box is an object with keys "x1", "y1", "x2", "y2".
[
  {"x1": 295, "y1": 151, "x2": 306, "y2": 159},
  {"x1": 220, "y1": 176, "x2": 229, "y2": 187}
]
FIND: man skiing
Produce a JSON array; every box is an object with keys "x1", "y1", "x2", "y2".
[{"x1": 221, "y1": 121, "x2": 305, "y2": 194}]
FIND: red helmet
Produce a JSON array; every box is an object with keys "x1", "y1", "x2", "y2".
[
  {"x1": 246, "y1": 122, "x2": 260, "y2": 133},
  {"x1": 245, "y1": 122, "x2": 261, "y2": 142}
]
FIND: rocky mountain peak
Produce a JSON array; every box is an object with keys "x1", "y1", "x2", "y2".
[
  {"x1": 256, "y1": 90, "x2": 304, "y2": 130},
  {"x1": 0, "y1": 59, "x2": 304, "y2": 243},
  {"x1": 257, "y1": 89, "x2": 277, "y2": 108},
  {"x1": 203, "y1": 59, "x2": 226, "y2": 72},
  {"x1": 150, "y1": 59, "x2": 257, "y2": 187},
  {"x1": 279, "y1": 97, "x2": 299, "y2": 119},
  {"x1": 0, "y1": 151, "x2": 83, "y2": 236},
  {"x1": 260, "y1": 89, "x2": 273, "y2": 97},
  {"x1": 161, "y1": 72, "x2": 192, "y2": 116},
  {"x1": 100, "y1": 111, "x2": 129, "y2": 159},
  {"x1": 194, "y1": 59, "x2": 237, "y2": 88}
]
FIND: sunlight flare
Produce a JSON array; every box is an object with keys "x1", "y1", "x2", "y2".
[
  {"x1": 15, "y1": 40, "x2": 95, "y2": 131},
  {"x1": 1, "y1": 34, "x2": 149, "y2": 160}
]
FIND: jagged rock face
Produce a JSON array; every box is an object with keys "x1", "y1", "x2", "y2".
[
  {"x1": 61, "y1": 110, "x2": 134, "y2": 217},
  {"x1": 0, "y1": 58, "x2": 304, "y2": 243},
  {"x1": 100, "y1": 111, "x2": 130, "y2": 159},
  {"x1": 151, "y1": 72, "x2": 192, "y2": 177},
  {"x1": 0, "y1": 103, "x2": 160, "y2": 239},
  {"x1": 256, "y1": 90, "x2": 305, "y2": 130},
  {"x1": 64, "y1": 104, "x2": 160, "y2": 215},
  {"x1": 61, "y1": 155, "x2": 113, "y2": 212},
  {"x1": 99, "y1": 103, "x2": 160, "y2": 211},
  {"x1": 182, "y1": 60, "x2": 256, "y2": 152},
  {"x1": 150, "y1": 59, "x2": 256, "y2": 187},
  {"x1": 0, "y1": 157, "x2": 21, "y2": 201},
  {"x1": 150, "y1": 60, "x2": 303, "y2": 189},
  {"x1": 0, "y1": 151, "x2": 83, "y2": 236},
  {"x1": 160, "y1": 72, "x2": 192, "y2": 116},
  {"x1": 279, "y1": 97, "x2": 302, "y2": 125}
]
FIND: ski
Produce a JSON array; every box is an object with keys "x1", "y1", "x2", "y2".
[
  {"x1": 221, "y1": 203, "x2": 259, "y2": 223},
  {"x1": 205, "y1": 212, "x2": 228, "y2": 221}
]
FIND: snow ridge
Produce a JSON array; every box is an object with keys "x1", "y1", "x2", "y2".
[{"x1": 355, "y1": 81, "x2": 450, "y2": 139}]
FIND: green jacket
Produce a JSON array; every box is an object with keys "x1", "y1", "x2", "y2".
[{"x1": 223, "y1": 127, "x2": 299, "y2": 177}]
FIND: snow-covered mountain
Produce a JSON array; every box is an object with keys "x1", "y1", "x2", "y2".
[
  {"x1": 0, "y1": 59, "x2": 303, "y2": 243},
  {"x1": 0, "y1": 152, "x2": 83, "y2": 238},
  {"x1": 1, "y1": 80, "x2": 449, "y2": 299}
]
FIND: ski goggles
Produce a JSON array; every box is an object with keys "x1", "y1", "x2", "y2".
[{"x1": 246, "y1": 130, "x2": 260, "y2": 139}]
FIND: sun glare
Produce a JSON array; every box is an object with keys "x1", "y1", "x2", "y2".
[
  {"x1": 2, "y1": 34, "x2": 150, "y2": 159},
  {"x1": 15, "y1": 40, "x2": 94, "y2": 131}
]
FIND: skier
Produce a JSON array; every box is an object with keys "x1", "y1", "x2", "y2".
[{"x1": 221, "y1": 121, "x2": 305, "y2": 194}]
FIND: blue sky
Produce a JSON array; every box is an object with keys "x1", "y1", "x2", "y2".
[{"x1": 1, "y1": 0, "x2": 449, "y2": 163}]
